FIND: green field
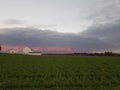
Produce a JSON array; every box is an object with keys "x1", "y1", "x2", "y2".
[{"x1": 0, "y1": 54, "x2": 120, "y2": 90}]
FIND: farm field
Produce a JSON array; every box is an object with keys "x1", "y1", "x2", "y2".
[{"x1": 0, "y1": 54, "x2": 120, "y2": 90}]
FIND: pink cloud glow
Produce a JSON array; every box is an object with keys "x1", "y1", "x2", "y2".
[{"x1": 1, "y1": 45, "x2": 73, "y2": 53}]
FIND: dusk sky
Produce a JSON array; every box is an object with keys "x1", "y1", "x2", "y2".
[{"x1": 0, "y1": 0, "x2": 120, "y2": 53}]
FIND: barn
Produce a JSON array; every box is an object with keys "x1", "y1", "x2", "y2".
[
  {"x1": 22, "y1": 47, "x2": 42, "y2": 55},
  {"x1": 8, "y1": 49, "x2": 18, "y2": 54},
  {"x1": 29, "y1": 52, "x2": 42, "y2": 55},
  {"x1": 22, "y1": 47, "x2": 32, "y2": 54}
]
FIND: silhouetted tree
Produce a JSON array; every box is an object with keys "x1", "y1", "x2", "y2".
[
  {"x1": 0, "y1": 45, "x2": 1, "y2": 51},
  {"x1": 104, "y1": 51, "x2": 113, "y2": 56}
]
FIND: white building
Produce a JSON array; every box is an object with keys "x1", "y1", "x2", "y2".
[
  {"x1": 8, "y1": 49, "x2": 18, "y2": 54},
  {"x1": 29, "y1": 52, "x2": 42, "y2": 55},
  {"x1": 22, "y1": 47, "x2": 41, "y2": 55},
  {"x1": 22, "y1": 47, "x2": 32, "y2": 54}
]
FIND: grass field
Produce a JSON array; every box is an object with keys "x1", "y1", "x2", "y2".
[{"x1": 0, "y1": 54, "x2": 120, "y2": 90}]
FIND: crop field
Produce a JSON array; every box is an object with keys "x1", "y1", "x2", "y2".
[{"x1": 0, "y1": 54, "x2": 120, "y2": 90}]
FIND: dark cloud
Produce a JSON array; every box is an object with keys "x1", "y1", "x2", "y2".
[
  {"x1": 0, "y1": 23, "x2": 117, "y2": 52},
  {"x1": 80, "y1": 21, "x2": 120, "y2": 51}
]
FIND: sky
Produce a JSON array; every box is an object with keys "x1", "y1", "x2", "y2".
[{"x1": 0, "y1": 0, "x2": 120, "y2": 53}]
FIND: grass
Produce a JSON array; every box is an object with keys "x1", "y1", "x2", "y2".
[{"x1": 0, "y1": 54, "x2": 120, "y2": 90}]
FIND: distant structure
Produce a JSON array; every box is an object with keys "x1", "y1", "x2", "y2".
[
  {"x1": 22, "y1": 47, "x2": 32, "y2": 54},
  {"x1": 8, "y1": 49, "x2": 18, "y2": 54},
  {"x1": 22, "y1": 47, "x2": 42, "y2": 55},
  {"x1": 1, "y1": 46, "x2": 41, "y2": 55},
  {"x1": 29, "y1": 52, "x2": 42, "y2": 55}
]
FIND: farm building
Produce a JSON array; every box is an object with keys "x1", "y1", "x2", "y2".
[
  {"x1": 22, "y1": 47, "x2": 32, "y2": 54},
  {"x1": 28, "y1": 52, "x2": 42, "y2": 55},
  {"x1": 22, "y1": 47, "x2": 42, "y2": 55},
  {"x1": 8, "y1": 49, "x2": 18, "y2": 54}
]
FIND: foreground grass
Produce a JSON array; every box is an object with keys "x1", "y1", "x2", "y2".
[{"x1": 0, "y1": 54, "x2": 120, "y2": 90}]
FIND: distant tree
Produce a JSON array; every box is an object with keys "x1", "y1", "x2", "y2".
[
  {"x1": 0, "y1": 45, "x2": 1, "y2": 51},
  {"x1": 104, "y1": 51, "x2": 113, "y2": 56}
]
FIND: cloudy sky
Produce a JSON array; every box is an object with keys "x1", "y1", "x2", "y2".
[{"x1": 0, "y1": 0, "x2": 120, "y2": 53}]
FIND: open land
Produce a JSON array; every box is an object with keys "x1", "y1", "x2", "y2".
[{"x1": 0, "y1": 54, "x2": 120, "y2": 90}]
